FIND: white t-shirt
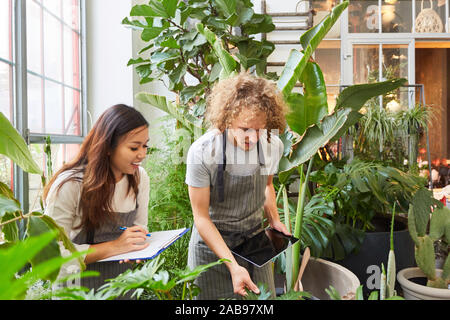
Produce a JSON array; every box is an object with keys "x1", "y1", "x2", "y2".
[
  {"x1": 185, "y1": 129, "x2": 284, "y2": 188},
  {"x1": 44, "y1": 166, "x2": 150, "y2": 257}
]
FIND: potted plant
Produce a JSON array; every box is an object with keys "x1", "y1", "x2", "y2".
[
  {"x1": 305, "y1": 158, "x2": 426, "y2": 297},
  {"x1": 270, "y1": 0, "x2": 407, "y2": 298},
  {"x1": 397, "y1": 188, "x2": 450, "y2": 300}
]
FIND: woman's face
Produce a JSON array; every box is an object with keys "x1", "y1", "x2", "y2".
[
  {"x1": 110, "y1": 125, "x2": 149, "y2": 182},
  {"x1": 228, "y1": 108, "x2": 267, "y2": 151}
]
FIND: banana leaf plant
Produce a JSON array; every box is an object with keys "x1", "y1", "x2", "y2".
[{"x1": 272, "y1": 1, "x2": 407, "y2": 291}]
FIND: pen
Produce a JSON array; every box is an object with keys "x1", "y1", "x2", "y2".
[{"x1": 119, "y1": 227, "x2": 151, "y2": 237}]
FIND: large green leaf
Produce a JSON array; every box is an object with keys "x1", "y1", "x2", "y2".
[
  {"x1": 299, "y1": 1, "x2": 348, "y2": 52},
  {"x1": 277, "y1": 49, "x2": 305, "y2": 97},
  {"x1": 0, "y1": 112, "x2": 41, "y2": 175},
  {"x1": 335, "y1": 78, "x2": 407, "y2": 112},
  {"x1": 279, "y1": 79, "x2": 407, "y2": 173},
  {"x1": 26, "y1": 214, "x2": 62, "y2": 281},
  {"x1": 277, "y1": 2, "x2": 348, "y2": 97},
  {"x1": 0, "y1": 194, "x2": 21, "y2": 219},
  {"x1": 279, "y1": 107, "x2": 352, "y2": 173},
  {"x1": 136, "y1": 92, "x2": 203, "y2": 133},
  {"x1": 285, "y1": 62, "x2": 328, "y2": 136},
  {"x1": 196, "y1": 23, "x2": 237, "y2": 79},
  {"x1": 0, "y1": 231, "x2": 86, "y2": 300}
]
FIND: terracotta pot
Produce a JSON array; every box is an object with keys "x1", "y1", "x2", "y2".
[{"x1": 397, "y1": 267, "x2": 450, "y2": 300}]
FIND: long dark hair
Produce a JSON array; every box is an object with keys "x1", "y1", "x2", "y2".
[{"x1": 43, "y1": 104, "x2": 149, "y2": 231}]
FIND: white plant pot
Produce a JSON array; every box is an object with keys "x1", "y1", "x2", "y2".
[
  {"x1": 302, "y1": 258, "x2": 360, "y2": 300},
  {"x1": 397, "y1": 267, "x2": 450, "y2": 300}
]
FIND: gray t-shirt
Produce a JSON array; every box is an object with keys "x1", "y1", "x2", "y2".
[{"x1": 185, "y1": 129, "x2": 284, "y2": 188}]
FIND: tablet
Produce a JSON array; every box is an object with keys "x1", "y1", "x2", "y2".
[{"x1": 230, "y1": 228, "x2": 299, "y2": 268}]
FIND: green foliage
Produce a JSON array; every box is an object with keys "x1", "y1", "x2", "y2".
[
  {"x1": 351, "y1": 102, "x2": 432, "y2": 169},
  {"x1": 143, "y1": 119, "x2": 193, "y2": 278},
  {"x1": 0, "y1": 231, "x2": 87, "y2": 300},
  {"x1": 0, "y1": 112, "x2": 41, "y2": 175},
  {"x1": 241, "y1": 283, "x2": 311, "y2": 301},
  {"x1": 408, "y1": 189, "x2": 450, "y2": 289},
  {"x1": 94, "y1": 256, "x2": 226, "y2": 300},
  {"x1": 127, "y1": 0, "x2": 275, "y2": 126},
  {"x1": 308, "y1": 159, "x2": 425, "y2": 261}
]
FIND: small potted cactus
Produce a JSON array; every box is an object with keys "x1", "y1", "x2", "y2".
[{"x1": 397, "y1": 188, "x2": 450, "y2": 300}]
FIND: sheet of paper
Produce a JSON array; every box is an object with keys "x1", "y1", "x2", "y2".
[{"x1": 99, "y1": 228, "x2": 188, "y2": 262}]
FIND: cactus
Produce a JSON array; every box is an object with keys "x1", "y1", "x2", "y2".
[
  {"x1": 408, "y1": 188, "x2": 450, "y2": 289},
  {"x1": 380, "y1": 203, "x2": 397, "y2": 300}
]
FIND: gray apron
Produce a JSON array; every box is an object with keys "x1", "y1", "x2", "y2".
[
  {"x1": 72, "y1": 204, "x2": 138, "y2": 299},
  {"x1": 188, "y1": 131, "x2": 276, "y2": 300}
]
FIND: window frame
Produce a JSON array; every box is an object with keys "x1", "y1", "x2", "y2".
[{"x1": 10, "y1": 0, "x2": 87, "y2": 212}]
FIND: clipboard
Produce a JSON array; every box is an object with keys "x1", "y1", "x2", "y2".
[
  {"x1": 230, "y1": 228, "x2": 299, "y2": 268},
  {"x1": 99, "y1": 228, "x2": 190, "y2": 262}
]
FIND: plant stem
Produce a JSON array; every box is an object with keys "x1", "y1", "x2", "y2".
[{"x1": 291, "y1": 157, "x2": 314, "y2": 290}]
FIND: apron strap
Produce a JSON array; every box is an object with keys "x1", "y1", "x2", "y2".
[{"x1": 216, "y1": 130, "x2": 265, "y2": 203}]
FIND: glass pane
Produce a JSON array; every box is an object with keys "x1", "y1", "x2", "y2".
[
  {"x1": 353, "y1": 44, "x2": 380, "y2": 84},
  {"x1": 0, "y1": 0, "x2": 13, "y2": 61},
  {"x1": 43, "y1": 0, "x2": 61, "y2": 17},
  {"x1": 64, "y1": 88, "x2": 81, "y2": 135},
  {"x1": 349, "y1": 0, "x2": 379, "y2": 33},
  {"x1": 44, "y1": 80, "x2": 63, "y2": 134},
  {"x1": 28, "y1": 73, "x2": 44, "y2": 133},
  {"x1": 63, "y1": 27, "x2": 80, "y2": 88},
  {"x1": 27, "y1": 0, "x2": 42, "y2": 74},
  {"x1": 382, "y1": 1, "x2": 412, "y2": 33},
  {"x1": 415, "y1": 0, "x2": 446, "y2": 33},
  {"x1": 43, "y1": 11, "x2": 62, "y2": 81},
  {"x1": 312, "y1": 0, "x2": 341, "y2": 38},
  {"x1": 0, "y1": 62, "x2": 13, "y2": 121},
  {"x1": 29, "y1": 143, "x2": 80, "y2": 211},
  {"x1": 315, "y1": 41, "x2": 341, "y2": 85},
  {"x1": 383, "y1": 45, "x2": 408, "y2": 111},
  {"x1": 63, "y1": 0, "x2": 80, "y2": 30},
  {"x1": 0, "y1": 155, "x2": 13, "y2": 190}
]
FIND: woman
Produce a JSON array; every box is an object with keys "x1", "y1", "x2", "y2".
[
  {"x1": 185, "y1": 72, "x2": 290, "y2": 299},
  {"x1": 44, "y1": 104, "x2": 150, "y2": 294}
]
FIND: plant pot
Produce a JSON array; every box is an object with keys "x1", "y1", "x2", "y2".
[
  {"x1": 333, "y1": 215, "x2": 416, "y2": 297},
  {"x1": 397, "y1": 267, "x2": 450, "y2": 300},
  {"x1": 301, "y1": 258, "x2": 360, "y2": 300}
]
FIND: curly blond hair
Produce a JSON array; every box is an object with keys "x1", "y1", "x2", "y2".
[{"x1": 205, "y1": 72, "x2": 287, "y2": 137}]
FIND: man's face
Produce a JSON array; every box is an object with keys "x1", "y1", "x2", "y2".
[{"x1": 228, "y1": 108, "x2": 267, "y2": 151}]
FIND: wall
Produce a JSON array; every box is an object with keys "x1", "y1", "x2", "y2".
[{"x1": 85, "y1": 0, "x2": 134, "y2": 127}]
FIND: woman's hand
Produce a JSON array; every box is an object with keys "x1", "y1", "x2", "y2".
[
  {"x1": 113, "y1": 225, "x2": 150, "y2": 255},
  {"x1": 229, "y1": 264, "x2": 260, "y2": 297}
]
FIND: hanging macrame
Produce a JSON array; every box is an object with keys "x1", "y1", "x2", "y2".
[{"x1": 415, "y1": 0, "x2": 443, "y2": 33}]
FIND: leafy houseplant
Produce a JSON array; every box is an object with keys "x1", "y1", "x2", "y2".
[
  {"x1": 308, "y1": 159, "x2": 426, "y2": 261},
  {"x1": 269, "y1": 0, "x2": 407, "y2": 292},
  {"x1": 0, "y1": 112, "x2": 92, "y2": 299},
  {"x1": 125, "y1": 0, "x2": 276, "y2": 130},
  {"x1": 351, "y1": 101, "x2": 432, "y2": 171}
]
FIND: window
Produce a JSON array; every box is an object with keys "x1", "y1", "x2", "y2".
[
  {"x1": 26, "y1": 0, "x2": 82, "y2": 136},
  {"x1": 0, "y1": 0, "x2": 86, "y2": 212},
  {"x1": 348, "y1": 0, "x2": 450, "y2": 33}
]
